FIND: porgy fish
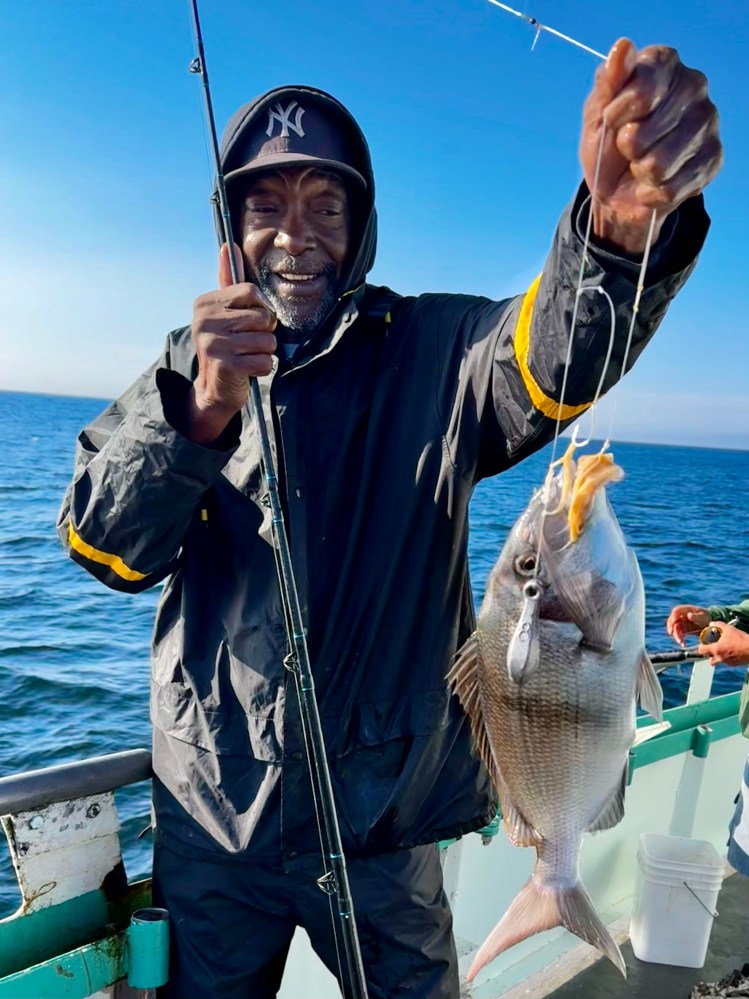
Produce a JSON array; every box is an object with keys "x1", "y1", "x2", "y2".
[{"x1": 448, "y1": 444, "x2": 663, "y2": 981}]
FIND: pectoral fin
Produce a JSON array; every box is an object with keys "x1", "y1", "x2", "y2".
[{"x1": 637, "y1": 650, "x2": 664, "y2": 721}]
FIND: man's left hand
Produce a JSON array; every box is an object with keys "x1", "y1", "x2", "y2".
[{"x1": 580, "y1": 38, "x2": 723, "y2": 254}]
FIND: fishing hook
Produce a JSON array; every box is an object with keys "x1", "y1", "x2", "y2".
[{"x1": 489, "y1": 6, "x2": 660, "y2": 604}]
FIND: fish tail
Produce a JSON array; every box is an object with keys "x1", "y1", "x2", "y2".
[
  {"x1": 557, "y1": 883, "x2": 626, "y2": 977},
  {"x1": 466, "y1": 875, "x2": 626, "y2": 982}
]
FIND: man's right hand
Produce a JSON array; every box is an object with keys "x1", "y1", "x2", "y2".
[
  {"x1": 697, "y1": 623, "x2": 749, "y2": 668},
  {"x1": 186, "y1": 242, "x2": 277, "y2": 445},
  {"x1": 665, "y1": 604, "x2": 711, "y2": 646}
]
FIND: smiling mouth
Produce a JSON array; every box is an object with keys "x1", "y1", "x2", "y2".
[{"x1": 271, "y1": 272, "x2": 327, "y2": 297}]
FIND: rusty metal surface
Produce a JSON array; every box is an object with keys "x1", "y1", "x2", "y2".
[{"x1": 3, "y1": 793, "x2": 123, "y2": 912}]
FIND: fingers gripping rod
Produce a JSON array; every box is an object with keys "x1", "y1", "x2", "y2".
[{"x1": 186, "y1": 3, "x2": 368, "y2": 996}]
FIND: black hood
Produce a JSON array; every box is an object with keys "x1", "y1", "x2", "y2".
[{"x1": 214, "y1": 85, "x2": 377, "y2": 299}]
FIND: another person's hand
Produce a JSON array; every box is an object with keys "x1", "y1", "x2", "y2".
[
  {"x1": 187, "y1": 243, "x2": 277, "y2": 444},
  {"x1": 697, "y1": 623, "x2": 749, "y2": 668},
  {"x1": 580, "y1": 38, "x2": 723, "y2": 253},
  {"x1": 666, "y1": 604, "x2": 711, "y2": 646}
]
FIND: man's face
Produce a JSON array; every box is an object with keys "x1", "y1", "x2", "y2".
[{"x1": 240, "y1": 167, "x2": 351, "y2": 338}]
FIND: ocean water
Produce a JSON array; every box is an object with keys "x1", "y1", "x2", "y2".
[{"x1": 1, "y1": 389, "x2": 748, "y2": 914}]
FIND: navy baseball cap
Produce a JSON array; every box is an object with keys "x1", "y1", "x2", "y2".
[{"x1": 223, "y1": 88, "x2": 368, "y2": 193}]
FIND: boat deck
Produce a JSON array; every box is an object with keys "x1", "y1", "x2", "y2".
[{"x1": 546, "y1": 871, "x2": 748, "y2": 999}]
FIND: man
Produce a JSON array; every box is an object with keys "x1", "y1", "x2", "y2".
[
  {"x1": 667, "y1": 596, "x2": 749, "y2": 765},
  {"x1": 667, "y1": 597, "x2": 749, "y2": 998},
  {"x1": 60, "y1": 38, "x2": 721, "y2": 999}
]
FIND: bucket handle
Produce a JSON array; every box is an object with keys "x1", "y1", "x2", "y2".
[{"x1": 683, "y1": 880, "x2": 719, "y2": 919}]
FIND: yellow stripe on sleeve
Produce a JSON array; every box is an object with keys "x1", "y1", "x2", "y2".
[
  {"x1": 513, "y1": 274, "x2": 591, "y2": 421},
  {"x1": 68, "y1": 522, "x2": 147, "y2": 582}
]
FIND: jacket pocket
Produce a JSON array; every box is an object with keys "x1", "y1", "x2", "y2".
[
  {"x1": 151, "y1": 618, "x2": 285, "y2": 762},
  {"x1": 150, "y1": 680, "x2": 284, "y2": 761}
]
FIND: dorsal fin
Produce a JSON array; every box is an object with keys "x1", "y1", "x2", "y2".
[
  {"x1": 447, "y1": 634, "x2": 494, "y2": 778},
  {"x1": 447, "y1": 634, "x2": 541, "y2": 847}
]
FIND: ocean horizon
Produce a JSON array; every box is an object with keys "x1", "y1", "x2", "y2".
[{"x1": 4, "y1": 387, "x2": 748, "y2": 454}]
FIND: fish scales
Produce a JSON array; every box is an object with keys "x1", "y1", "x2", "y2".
[
  {"x1": 449, "y1": 445, "x2": 663, "y2": 982},
  {"x1": 488, "y1": 622, "x2": 638, "y2": 823}
]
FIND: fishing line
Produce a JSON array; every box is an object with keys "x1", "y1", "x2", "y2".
[
  {"x1": 600, "y1": 208, "x2": 659, "y2": 443},
  {"x1": 191, "y1": 78, "x2": 217, "y2": 200},
  {"x1": 486, "y1": 2, "x2": 660, "y2": 464},
  {"x1": 484, "y1": 0, "x2": 606, "y2": 59},
  {"x1": 185, "y1": 3, "x2": 368, "y2": 995},
  {"x1": 508, "y1": 43, "x2": 611, "y2": 634},
  {"x1": 565, "y1": 281, "x2": 617, "y2": 449},
  {"x1": 529, "y1": 123, "x2": 615, "y2": 578},
  {"x1": 535, "y1": 191, "x2": 657, "y2": 586},
  {"x1": 542, "y1": 124, "x2": 659, "y2": 468},
  {"x1": 564, "y1": 207, "x2": 659, "y2": 451},
  {"x1": 492, "y1": 5, "x2": 660, "y2": 651},
  {"x1": 544, "y1": 121, "x2": 613, "y2": 469}
]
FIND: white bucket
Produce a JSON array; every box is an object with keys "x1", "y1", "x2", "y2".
[{"x1": 630, "y1": 833, "x2": 724, "y2": 968}]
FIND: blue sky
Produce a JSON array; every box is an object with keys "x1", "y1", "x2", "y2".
[{"x1": 1, "y1": 0, "x2": 746, "y2": 448}]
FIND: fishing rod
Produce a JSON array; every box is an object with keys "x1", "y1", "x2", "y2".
[
  {"x1": 186, "y1": 4, "x2": 368, "y2": 996},
  {"x1": 651, "y1": 648, "x2": 704, "y2": 673}
]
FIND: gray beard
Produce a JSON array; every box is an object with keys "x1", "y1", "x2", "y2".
[{"x1": 256, "y1": 260, "x2": 339, "y2": 341}]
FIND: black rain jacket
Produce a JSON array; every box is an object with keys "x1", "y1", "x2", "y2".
[{"x1": 58, "y1": 86, "x2": 710, "y2": 861}]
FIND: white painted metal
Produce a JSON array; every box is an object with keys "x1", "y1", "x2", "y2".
[
  {"x1": 687, "y1": 657, "x2": 715, "y2": 704},
  {"x1": 279, "y1": 929, "x2": 338, "y2": 996},
  {"x1": 1, "y1": 792, "x2": 122, "y2": 912}
]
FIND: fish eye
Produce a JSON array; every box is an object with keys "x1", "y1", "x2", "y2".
[{"x1": 514, "y1": 553, "x2": 537, "y2": 577}]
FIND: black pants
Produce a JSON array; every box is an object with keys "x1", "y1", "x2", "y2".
[{"x1": 152, "y1": 833, "x2": 459, "y2": 999}]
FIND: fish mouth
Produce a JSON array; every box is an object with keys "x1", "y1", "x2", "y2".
[
  {"x1": 542, "y1": 441, "x2": 624, "y2": 545},
  {"x1": 535, "y1": 442, "x2": 632, "y2": 651}
]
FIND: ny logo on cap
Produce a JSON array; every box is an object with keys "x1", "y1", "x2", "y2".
[{"x1": 266, "y1": 100, "x2": 306, "y2": 139}]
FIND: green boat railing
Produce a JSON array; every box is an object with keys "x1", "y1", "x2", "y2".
[
  {"x1": 630, "y1": 691, "x2": 741, "y2": 773},
  {"x1": 0, "y1": 674, "x2": 743, "y2": 997}
]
